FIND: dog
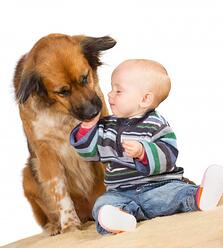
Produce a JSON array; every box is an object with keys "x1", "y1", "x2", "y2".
[{"x1": 13, "y1": 33, "x2": 116, "y2": 235}]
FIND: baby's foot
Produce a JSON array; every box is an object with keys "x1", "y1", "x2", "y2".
[
  {"x1": 98, "y1": 205, "x2": 137, "y2": 233},
  {"x1": 196, "y1": 164, "x2": 223, "y2": 210}
]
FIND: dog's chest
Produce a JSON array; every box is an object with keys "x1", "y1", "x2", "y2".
[
  {"x1": 30, "y1": 111, "x2": 94, "y2": 195},
  {"x1": 31, "y1": 112, "x2": 77, "y2": 157},
  {"x1": 32, "y1": 112, "x2": 73, "y2": 138}
]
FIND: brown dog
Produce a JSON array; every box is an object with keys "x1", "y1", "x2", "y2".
[{"x1": 13, "y1": 33, "x2": 116, "y2": 235}]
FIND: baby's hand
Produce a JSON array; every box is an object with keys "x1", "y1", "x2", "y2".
[
  {"x1": 81, "y1": 112, "x2": 101, "y2": 129},
  {"x1": 122, "y1": 140, "x2": 144, "y2": 159}
]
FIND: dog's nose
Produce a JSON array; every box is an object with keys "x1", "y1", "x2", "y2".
[
  {"x1": 91, "y1": 109, "x2": 99, "y2": 117},
  {"x1": 83, "y1": 105, "x2": 101, "y2": 120},
  {"x1": 72, "y1": 94, "x2": 102, "y2": 121}
]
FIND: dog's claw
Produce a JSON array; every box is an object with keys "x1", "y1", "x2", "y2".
[{"x1": 44, "y1": 222, "x2": 61, "y2": 236}]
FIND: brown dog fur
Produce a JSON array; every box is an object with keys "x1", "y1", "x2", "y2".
[{"x1": 13, "y1": 33, "x2": 116, "y2": 235}]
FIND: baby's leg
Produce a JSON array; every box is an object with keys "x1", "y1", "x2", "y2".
[
  {"x1": 196, "y1": 164, "x2": 223, "y2": 210},
  {"x1": 92, "y1": 190, "x2": 145, "y2": 234},
  {"x1": 139, "y1": 180, "x2": 199, "y2": 218}
]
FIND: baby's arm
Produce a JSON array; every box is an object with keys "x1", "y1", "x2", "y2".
[
  {"x1": 122, "y1": 140, "x2": 148, "y2": 166},
  {"x1": 122, "y1": 126, "x2": 178, "y2": 176},
  {"x1": 70, "y1": 112, "x2": 101, "y2": 161},
  {"x1": 76, "y1": 113, "x2": 101, "y2": 140},
  {"x1": 122, "y1": 140, "x2": 145, "y2": 160}
]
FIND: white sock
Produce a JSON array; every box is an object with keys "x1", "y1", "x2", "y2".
[
  {"x1": 196, "y1": 164, "x2": 223, "y2": 211},
  {"x1": 98, "y1": 205, "x2": 137, "y2": 233}
]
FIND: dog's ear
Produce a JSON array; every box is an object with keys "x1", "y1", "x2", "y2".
[
  {"x1": 81, "y1": 36, "x2": 116, "y2": 69},
  {"x1": 16, "y1": 72, "x2": 48, "y2": 104}
]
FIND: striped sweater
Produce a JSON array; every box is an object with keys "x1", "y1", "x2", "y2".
[{"x1": 70, "y1": 110, "x2": 184, "y2": 190}]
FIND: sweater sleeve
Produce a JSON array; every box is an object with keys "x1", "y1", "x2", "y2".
[
  {"x1": 70, "y1": 124, "x2": 100, "y2": 161},
  {"x1": 135, "y1": 125, "x2": 178, "y2": 176},
  {"x1": 75, "y1": 126, "x2": 92, "y2": 140},
  {"x1": 138, "y1": 150, "x2": 148, "y2": 165}
]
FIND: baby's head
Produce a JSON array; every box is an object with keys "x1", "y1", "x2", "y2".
[{"x1": 108, "y1": 59, "x2": 171, "y2": 118}]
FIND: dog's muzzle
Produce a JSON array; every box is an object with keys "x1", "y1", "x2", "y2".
[{"x1": 72, "y1": 94, "x2": 102, "y2": 121}]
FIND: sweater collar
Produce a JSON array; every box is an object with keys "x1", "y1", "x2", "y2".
[{"x1": 116, "y1": 109, "x2": 155, "y2": 125}]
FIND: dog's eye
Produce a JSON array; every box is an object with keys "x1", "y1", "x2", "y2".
[
  {"x1": 56, "y1": 87, "x2": 71, "y2": 97},
  {"x1": 80, "y1": 74, "x2": 88, "y2": 86}
]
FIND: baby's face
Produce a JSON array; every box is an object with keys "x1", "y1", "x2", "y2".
[
  {"x1": 108, "y1": 68, "x2": 146, "y2": 118},
  {"x1": 107, "y1": 60, "x2": 171, "y2": 118}
]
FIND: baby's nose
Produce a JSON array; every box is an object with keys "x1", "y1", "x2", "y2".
[{"x1": 108, "y1": 91, "x2": 112, "y2": 98}]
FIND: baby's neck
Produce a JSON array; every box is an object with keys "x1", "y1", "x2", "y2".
[
  {"x1": 127, "y1": 109, "x2": 152, "y2": 119},
  {"x1": 128, "y1": 114, "x2": 143, "y2": 119}
]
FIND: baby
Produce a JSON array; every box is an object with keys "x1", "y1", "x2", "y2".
[{"x1": 70, "y1": 59, "x2": 223, "y2": 234}]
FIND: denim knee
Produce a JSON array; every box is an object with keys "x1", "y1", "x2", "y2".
[
  {"x1": 174, "y1": 184, "x2": 199, "y2": 212},
  {"x1": 139, "y1": 181, "x2": 199, "y2": 218}
]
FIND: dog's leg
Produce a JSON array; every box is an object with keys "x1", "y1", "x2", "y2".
[
  {"x1": 23, "y1": 166, "x2": 48, "y2": 227},
  {"x1": 23, "y1": 165, "x2": 61, "y2": 235},
  {"x1": 47, "y1": 176, "x2": 82, "y2": 232},
  {"x1": 35, "y1": 142, "x2": 82, "y2": 232}
]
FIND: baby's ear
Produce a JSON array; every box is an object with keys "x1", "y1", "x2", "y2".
[{"x1": 140, "y1": 92, "x2": 155, "y2": 108}]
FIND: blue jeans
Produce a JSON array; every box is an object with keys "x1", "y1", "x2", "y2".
[{"x1": 92, "y1": 180, "x2": 199, "y2": 234}]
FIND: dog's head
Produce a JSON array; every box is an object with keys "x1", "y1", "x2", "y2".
[{"x1": 14, "y1": 34, "x2": 116, "y2": 120}]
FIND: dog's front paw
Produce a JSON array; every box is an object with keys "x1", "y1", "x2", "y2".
[{"x1": 44, "y1": 222, "x2": 61, "y2": 236}]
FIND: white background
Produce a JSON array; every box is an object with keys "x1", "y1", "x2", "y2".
[{"x1": 0, "y1": 0, "x2": 223, "y2": 245}]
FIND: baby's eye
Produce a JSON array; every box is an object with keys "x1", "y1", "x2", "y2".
[{"x1": 116, "y1": 90, "x2": 122, "y2": 94}]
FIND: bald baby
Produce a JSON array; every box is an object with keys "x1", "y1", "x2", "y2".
[{"x1": 112, "y1": 59, "x2": 171, "y2": 108}]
